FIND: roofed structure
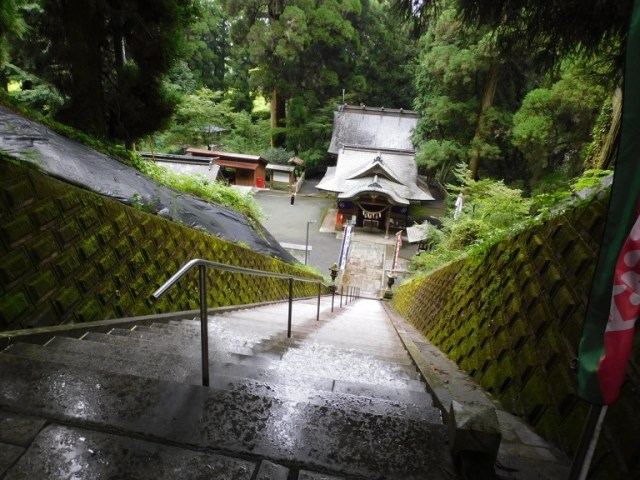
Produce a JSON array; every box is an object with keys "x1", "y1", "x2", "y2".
[
  {"x1": 316, "y1": 147, "x2": 433, "y2": 206},
  {"x1": 186, "y1": 148, "x2": 267, "y2": 188},
  {"x1": 328, "y1": 105, "x2": 419, "y2": 155},
  {"x1": 319, "y1": 105, "x2": 432, "y2": 237}
]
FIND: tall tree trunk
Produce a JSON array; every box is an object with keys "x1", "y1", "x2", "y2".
[
  {"x1": 270, "y1": 88, "x2": 286, "y2": 148},
  {"x1": 469, "y1": 57, "x2": 499, "y2": 180},
  {"x1": 58, "y1": 0, "x2": 106, "y2": 137},
  {"x1": 595, "y1": 85, "x2": 623, "y2": 170}
]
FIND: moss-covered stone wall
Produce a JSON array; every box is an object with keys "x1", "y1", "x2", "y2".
[
  {"x1": 392, "y1": 197, "x2": 640, "y2": 478},
  {"x1": 0, "y1": 159, "x2": 323, "y2": 331}
]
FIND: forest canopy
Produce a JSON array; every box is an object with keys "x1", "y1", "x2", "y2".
[{"x1": 0, "y1": 0, "x2": 633, "y2": 189}]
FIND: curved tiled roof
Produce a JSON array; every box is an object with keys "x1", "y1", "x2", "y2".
[{"x1": 316, "y1": 147, "x2": 434, "y2": 203}]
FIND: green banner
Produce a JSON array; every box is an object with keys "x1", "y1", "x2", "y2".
[{"x1": 578, "y1": 0, "x2": 640, "y2": 405}]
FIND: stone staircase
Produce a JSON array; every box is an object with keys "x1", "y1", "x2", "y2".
[{"x1": 0, "y1": 297, "x2": 456, "y2": 479}]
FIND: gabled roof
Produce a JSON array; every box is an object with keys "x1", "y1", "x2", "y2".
[
  {"x1": 328, "y1": 105, "x2": 419, "y2": 155},
  {"x1": 346, "y1": 153, "x2": 404, "y2": 185},
  {"x1": 316, "y1": 147, "x2": 434, "y2": 204}
]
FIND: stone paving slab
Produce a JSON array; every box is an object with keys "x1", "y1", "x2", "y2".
[
  {"x1": 255, "y1": 460, "x2": 289, "y2": 480},
  {"x1": 4, "y1": 424, "x2": 257, "y2": 480},
  {"x1": 0, "y1": 410, "x2": 47, "y2": 446},
  {"x1": 299, "y1": 471, "x2": 345, "y2": 480},
  {"x1": 0, "y1": 354, "x2": 453, "y2": 479},
  {"x1": 0, "y1": 443, "x2": 24, "y2": 477}
]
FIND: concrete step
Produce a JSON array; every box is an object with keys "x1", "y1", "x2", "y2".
[
  {"x1": 171, "y1": 318, "x2": 410, "y2": 354},
  {"x1": 122, "y1": 327, "x2": 422, "y2": 383},
  {"x1": 85, "y1": 331, "x2": 274, "y2": 368},
  {"x1": 107, "y1": 327, "x2": 267, "y2": 358},
  {"x1": 0, "y1": 354, "x2": 453, "y2": 479},
  {"x1": 5, "y1": 337, "x2": 430, "y2": 410},
  {"x1": 152, "y1": 321, "x2": 417, "y2": 367}
]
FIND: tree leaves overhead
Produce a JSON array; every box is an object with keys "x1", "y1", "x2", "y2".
[
  {"x1": 394, "y1": 0, "x2": 634, "y2": 68},
  {"x1": 17, "y1": 0, "x2": 198, "y2": 143}
]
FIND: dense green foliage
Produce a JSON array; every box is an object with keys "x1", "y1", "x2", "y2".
[
  {"x1": 411, "y1": 165, "x2": 612, "y2": 273},
  {"x1": 4, "y1": 0, "x2": 198, "y2": 143},
  {"x1": 410, "y1": 1, "x2": 615, "y2": 188},
  {"x1": 1, "y1": 0, "x2": 629, "y2": 233}
]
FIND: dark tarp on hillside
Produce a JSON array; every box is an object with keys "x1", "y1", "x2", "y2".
[{"x1": 0, "y1": 106, "x2": 297, "y2": 264}]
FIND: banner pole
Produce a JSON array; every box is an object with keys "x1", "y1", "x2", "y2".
[{"x1": 567, "y1": 404, "x2": 608, "y2": 480}]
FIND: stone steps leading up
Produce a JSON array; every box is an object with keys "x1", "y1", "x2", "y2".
[
  {"x1": 167, "y1": 318, "x2": 414, "y2": 360},
  {"x1": 0, "y1": 298, "x2": 453, "y2": 479},
  {"x1": 0, "y1": 354, "x2": 452, "y2": 480},
  {"x1": 3, "y1": 337, "x2": 432, "y2": 412},
  {"x1": 149, "y1": 321, "x2": 418, "y2": 367}
]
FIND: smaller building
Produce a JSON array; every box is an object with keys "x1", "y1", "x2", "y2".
[
  {"x1": 266, "y1": 164, "x2": 296, "y2": 189},
  {"x1": 186, "y1": 148, "x2": 268, "y2": 188}
]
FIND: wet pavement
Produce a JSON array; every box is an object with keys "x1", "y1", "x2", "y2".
[
  {"x1": 254, "y1": 180, "x2": 419, "y2": 284},
  {"x1": 0, "y1": 298, "x2": 456, "y2": 479}
]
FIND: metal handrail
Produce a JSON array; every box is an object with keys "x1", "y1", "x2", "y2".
[{"x1": 152, "y1": 258, "x2": 324, "y2": 387}]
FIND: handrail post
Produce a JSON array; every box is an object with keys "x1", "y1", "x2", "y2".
[
  {"x1": 340, "y1": 285, "x2": 343, "y2": 308},
  {"x1": 317, "y1": 282, "x2": 321, "y2": 321},
  {"x1": 331, "y1": 285, "x2": 335, "y2": 312},
  {"x1": 287, "y1": 277, "x2": 293, "y2": 338},
  {"x1": 198, "y1": 265, "x2": 210, "y2": 387}
]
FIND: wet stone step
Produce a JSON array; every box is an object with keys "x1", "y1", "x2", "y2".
[
  {"x1": 84, "y1": 332, "x2": 276, "y2": 368},
  {"x1": 121, "y1": 322, "x2": 419, "y2": 371},
  {"x1": 4, "y1": 341, "x2": 196, "y2": 384},
  {"x1": 108, "y1": 328, "x2": 271, "y2": 358},
  {"x1": 168, "y1": 321, "x2": 416, "y2": 364},
  {"x1": 4, "y1": 424, "x2": 258, "y2": 480},
  {"x1": 0, "y1": 354, "x2": 452, "y2": 480},
  {"x1": 11, "y1": 337, "x2": 430, "y2": 409},
  {"x1": 175, "y1": 318, "x2": 409, "y2": 352}
]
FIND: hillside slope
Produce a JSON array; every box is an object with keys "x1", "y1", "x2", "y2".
[{"x1": 0, "y1": 106, "x2": 295, "y2": 263}]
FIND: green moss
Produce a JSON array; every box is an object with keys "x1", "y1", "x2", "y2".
[
  {"x1": 0, "y1": 248, "x2": 34, "y2": 285},
  {"x1": 31, "y1": 201, "x2": 60, "y2": 228},
  {"x1": 78, "y1": 234, "x2": 100, "y2": 260},
  {"x1": 29, "y1": 232, "x2": 59, "y2": 266},
  {"x1": 96, "y1": 250, "x2": 117, "y2": 275},
  {"x1": 51, "y1": 286, "x2": 81, "y2": 316},
  {"x1": 54, "y1": 218, "x2": 81, "y2": 247},
  {"x1": 0, "y1": 214, "x2": 35, "y2": 246},
  {"x1": 75, "y1": 298, "x2": 102, "y2": 323},
  {"x1": 25, "y1": 269, "x2": 57, "y2": 302},
  {"x1": 0, "y1": 290, "x2": 31, "y2": 325}
]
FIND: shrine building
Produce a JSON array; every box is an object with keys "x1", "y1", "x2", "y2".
[{"x1": 316, "y1": 105, "x2": 434, "y2": 237}]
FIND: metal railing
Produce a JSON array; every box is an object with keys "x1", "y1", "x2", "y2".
[
  {"x1": 152, "y1": 258, "x2": 325, "y2": 387},
  {"x1": 339, "y1": 285, "x2": 360, "y2": 309}
]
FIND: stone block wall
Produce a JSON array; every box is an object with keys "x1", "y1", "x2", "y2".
[
  {"x1": 0, "y1": 159, "x2": 323, "y2": 331},
  {"x1": 392, "y1": 197, "x2": 640, "y2": 478}
]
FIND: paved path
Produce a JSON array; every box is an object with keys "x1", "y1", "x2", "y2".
[
  {"x1": 254, "y1": 180, "x2": 418, "y2": 284},
  {"x1": 340, "y1": 241, "x2": 387, "y2": 298}
]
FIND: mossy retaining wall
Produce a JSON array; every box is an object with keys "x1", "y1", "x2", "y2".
[
  {"x1": 0, "y1": 159, "x2": 323, "y2": 331},
  {"x1": 392, "y1": 198, "x2": 640, "y2": 479}
]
